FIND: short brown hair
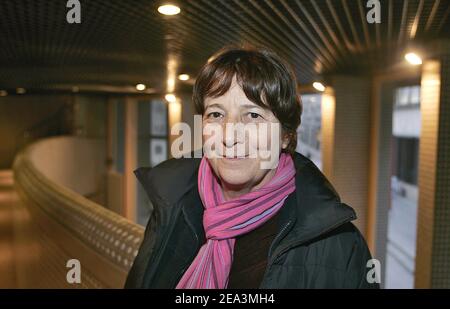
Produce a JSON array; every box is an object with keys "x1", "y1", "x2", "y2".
[{"x1": 193, "y1": 45, "x2": 302, "y2": 154}]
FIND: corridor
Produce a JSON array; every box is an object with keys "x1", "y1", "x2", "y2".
[{"x1": 0, "y1": 0, "x2": 449, "y2": 290}]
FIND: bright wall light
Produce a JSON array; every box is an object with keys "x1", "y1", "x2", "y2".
[
  {"x1": 178, "y1": 74, "x2": 190, "y2": 81},
  {"x1": 0, "y1": 90, "x2": 7, "y2": 97},
  {"x1": 313, "y1": 82, "x2": 326, "y2": 92},
  {"x1": 16, "y1": 88, "x2": 26, "y2": 94},
  {"x1": 158, "y1": 4, "x2": 181, "y2": 15},
  {"x1": 136, "y1": 83, "x2": 146, "y2": 91},
  {"x1": 165, "y1": 93, "x2": 177, "y2": 102},
  {"x1": 405, "y1": 53, "x2": 422, "y2": 65}
]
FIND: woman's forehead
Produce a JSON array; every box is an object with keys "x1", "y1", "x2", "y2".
[
  {"x1": 204, "y1": 100, "x2": 262, "y2": 112},
  {"x1": 205, "y1": 81, "x2": 258, "y2": 108}
]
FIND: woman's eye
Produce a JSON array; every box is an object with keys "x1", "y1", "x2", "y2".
[
  {"x1": 249, "y1": 112, "x2": 261, "y2": 119},
  {"x1": 207, "y1": 112, "x2": 223, "y2": 119}
]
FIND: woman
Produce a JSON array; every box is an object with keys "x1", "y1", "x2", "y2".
[{"x1": 125, "y1": 46, "x2": 378, "y2": 289}]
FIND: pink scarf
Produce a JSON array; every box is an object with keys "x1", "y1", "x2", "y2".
[{"x1": 176, "y1": 153, "x2": 296, "y2": 289}]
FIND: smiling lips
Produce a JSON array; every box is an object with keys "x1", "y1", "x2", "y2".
[{"x1": 222, "y1": 154, "x2": 249, "y2": 160}]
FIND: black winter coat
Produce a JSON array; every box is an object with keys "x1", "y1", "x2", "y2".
[{"x1": 125, "y1": 152, "x2": 379, "y2": 289}]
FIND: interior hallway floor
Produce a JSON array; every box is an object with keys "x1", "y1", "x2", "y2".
[{"x1": 0, "y1": 170, "x2": 17, "y2": 288}]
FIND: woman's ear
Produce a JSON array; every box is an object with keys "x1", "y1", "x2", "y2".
[{"x1": 281, "y1": 133, "x2": 289, "y2": 150}]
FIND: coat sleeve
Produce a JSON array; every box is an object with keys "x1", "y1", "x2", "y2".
[
  {"x1": 124, "y1": 208, "x2": 160, "y2": 288},
  {"x1": 344, "y1": 226, "x2": 380, "y2": 289}
]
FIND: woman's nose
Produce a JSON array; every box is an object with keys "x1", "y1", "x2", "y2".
[
  {"x1": 223, "y1": 125, "x2": 238, "y2": 148},
  {"x1": 222, "y1": 122, "x2": 245, "y2": 148}
]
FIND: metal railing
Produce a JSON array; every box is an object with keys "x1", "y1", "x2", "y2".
[{"x1": 12, "y1": 138, "x2": 144, "y2": 288}]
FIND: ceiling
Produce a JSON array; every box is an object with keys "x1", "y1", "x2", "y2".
[{"x1": 0, "y1": 0, "x2": 449, "y2": 94}]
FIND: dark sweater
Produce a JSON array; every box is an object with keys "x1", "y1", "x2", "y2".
[{"x1": 227, "y1": 210, "x2": 280, "y2": 288}]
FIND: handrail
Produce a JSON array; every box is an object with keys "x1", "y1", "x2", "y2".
[{"x1": 13, "y1": 138, "x2": 144, "y2": 288}]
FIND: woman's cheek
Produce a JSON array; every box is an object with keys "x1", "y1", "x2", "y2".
[
  {"x1": 257, "y1": 122, "x2": 283, "y2": 167},
  {"x1": 203, "y1": 123, "x2": 224, "y2": 158},
  {"x1": 247, "y1": 132, "x2": 260, "y2": 158}
]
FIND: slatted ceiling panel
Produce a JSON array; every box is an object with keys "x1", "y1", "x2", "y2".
[
  {"x1": 439, "y1": 4, "x2": 450, "y2": 31},
  {"x1": 415, "y1": 0, "x2": 434, "y2": 39},
  {"x1": 0, "y1": 0, "x2": 168, "y2": 89},
  {"x1": 0, "y1": 0, "x2": 448, "y2": 93},
  {"x1": 432, "y1": 1, "x2": 450, "y2": 34},
  {"x1": 280, "y1": 0, "x2": 337, "y2": 71},
  {"x1": 405, "y1": 0, "x2": 423, "y2": 40},
  {"x1": 205, "y1": 0, "x2": 307, "y2": 71},
  {"x1": 180, "y1": 2, "x2": 237, "y2": 55}
]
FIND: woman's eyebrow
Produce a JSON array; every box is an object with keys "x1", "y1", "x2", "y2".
[
  {"x1": 204, "y1": 102, "x2": 265, "y2": 111},
  {"x1": 241, "y1": 103, "x2": 260, "y2": 109},
  {"x1": 241, "y1": 103, "x2": 266, "y2": 111},
  {"x1": 204, "y1": 103, "x2": 223, "y2": 109}
]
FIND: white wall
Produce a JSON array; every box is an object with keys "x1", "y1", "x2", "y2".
[{"x1": 30, "y1": 136, "x2": 105, "y2": 196}]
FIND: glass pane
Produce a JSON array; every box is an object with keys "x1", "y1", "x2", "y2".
[
  {"x1": 410, "y1": 86, "x2": 420, "y2": 105},
  {"x1": 150, "y1": 138, "x2": 167, "y2": 167},
  {"x1": 396, "y1": 87, "x2": 410, "y2": 106},
  {"x1": 150, "y1": 100, "x2": 167, "y2": 136},
  {"x1": 297, "y1": 94, "x2": 322, "y2": 169}
]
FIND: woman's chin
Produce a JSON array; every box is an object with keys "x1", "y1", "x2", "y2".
[
  {"x1": 217, "y1": 170, "x2": 253, "y2": 188},
  {"x1": 218, "y1": 156, "x2": 255, "y2": 168},
  {"x1": 211, "y1": 158, "x2": 267, "y2": 192}
]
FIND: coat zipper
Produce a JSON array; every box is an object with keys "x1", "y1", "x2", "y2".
[
  {"x1": 259, "y1": 220, "x2": 293, "y2": 287},
  {"x1": 267, "y1": 221, "x2": 293, "y2": 259},
  {"x1": 260, "y1": 214, "x2": 356, "y2": 288}
]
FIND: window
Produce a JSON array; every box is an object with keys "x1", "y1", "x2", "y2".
[
  {"x1": 395, "y1": 137, "x2": 419, "y2": 185},
  {"x1": 394, "y1": 86, "x2": 420, "y2": 108},
  {"x1": 297, "y1": 94, "x2": 322, "y2": 169},
  {"x1": 149, "y1": 100, "x2": 168, "y2": 167}
]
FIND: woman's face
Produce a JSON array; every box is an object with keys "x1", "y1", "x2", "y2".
[{"x1": 202, "y1": 78, "x2": 288, "y2": 193}]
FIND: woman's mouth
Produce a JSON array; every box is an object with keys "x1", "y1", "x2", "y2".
[{"x1": 223, "y1": 154, "x2": 249, "y2": 160}]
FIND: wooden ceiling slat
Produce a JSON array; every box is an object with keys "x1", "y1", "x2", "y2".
[
  {"x1": 437, "y1": 1, "x2": 450, "y2": 32},
  {"x1": 358, "y1": 0, "x2": 372, "y2": 50},
  {"x1": 342, "y1": 0, "x2": 363, "y2": 52},
  {"x1": 277, "y1": 0, "x2": 328, "y2": 67},
  {"x1": 310, "y1": 0, "x2": 346, "y2": 57},
  {"x1": 410, "y1": 0, "x2": 425, "y2": 39},
  {"x1": 292, "y1": 0, "x2": 339, "y2": 68},
  {"x1": 398, "y1": 0, "x2": 410, "y2": 46},
  {"x1": 232, "y1": 0, "x2": 317, "y2": 74},
  {"x1": 326, "y1": 0, "x2": 356, "y2": 53},
  {"x1": 425, "y1": 0, "x2": 441, "y2": 32}
]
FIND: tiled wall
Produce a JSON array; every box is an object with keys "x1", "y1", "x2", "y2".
[
  {"x1": 431, "y1": 51, "x2": 450, "y2": 288},
  {"x1": 323, "y1": 76, "x2": 371, "y2": 236},
  {"x1": 373, "y1": 82, "x2": 396, "y2": 288},
  {"x1": 416, "y1": 47, "x2": 450, "y2": 288}
]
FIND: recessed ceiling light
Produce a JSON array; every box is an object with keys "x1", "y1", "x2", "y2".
[
  {"x1": 136, "y1": 83, "x2": 146, "y2": 91},
  {"x1": 165, "y1": 93, "x2": 177, "y2": 102},
  {"x1": 313, "y1": 82, "x2": 326, "y2": 92},
  {"x1": 178, "y1": 74, "x2": 190, "y2": 81},
  {"x1": 158, "y1": 4, "x2": 181, "y2": 15},
  {"x1": 16, "y1": 88, "x2": 26, "y2": 94},
  {"x1": 405, "y1": 52, "x2": 422, "y2": 65}
]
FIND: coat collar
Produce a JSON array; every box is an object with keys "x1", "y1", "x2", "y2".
[
  {"x1": 135, "y1": 152, "x2": 357, "y2": 259},
  {"x1": 269, "y1": 153, "x2": 356, "y2": 260}
]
